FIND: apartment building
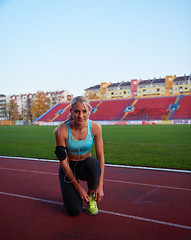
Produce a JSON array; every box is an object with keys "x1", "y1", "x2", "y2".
[
  {"x1": 85, "y1": 74, "x2": 191, "y2": 100},
  {"x1": 0, "y1": 94, "x2": 6, "y2": 120},
  {"x1": 9, "y1": 90, "x2": 73, "y2": 120}
]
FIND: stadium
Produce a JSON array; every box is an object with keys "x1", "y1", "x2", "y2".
[
  {"x1": 1, "y1": 76, "x2": 191, "y2": 240},
  {"x1": 1, "y1": 92, "x2": 191, "y2": 239},
  {"x1": 1, "y1": 57, "x2": 191, "y2": 240},
  {"x1": 34, "y1": 94, "x2": 191, "y2": 126},
  {"x1": 30, "y1": 74, "x2": 191, "y2": 126}
]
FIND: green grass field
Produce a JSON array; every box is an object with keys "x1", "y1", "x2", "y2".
[{"x1": 0, "y1": 125, "x2": 191, "y2": 170}]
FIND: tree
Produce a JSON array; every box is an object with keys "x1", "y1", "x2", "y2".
[
  {"x1": 3, "y1": 100, "x2": 19, "y2": 120},
  {"x1": 26, "y1": 98, "x2": 33, "y2": 121},
  {"x1": 11, "y1": 100, "x2": 19, "y2": 120},
  {"x1": 85, "y1": 92, "x2": 100, "y2": 100},
  {"x1": 30, "y1": 91, "x2": 50, "y2": 120}
]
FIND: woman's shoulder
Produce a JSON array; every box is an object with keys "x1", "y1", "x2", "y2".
[
  {"x1": 89, "y1": 120, "x2": 102, "y2": 135},
  {"x1": 55, "y1": 122, "x2": 67, "y2": 136},
  {"x1": 89, "y1": 119, "x2": 100, "y2": 127}
]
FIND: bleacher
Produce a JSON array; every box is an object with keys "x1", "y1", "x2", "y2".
[
  {"x1": 37, "y1": 102, "x2": 70, "y2": 122},
  {"x1": 123, "y1": 96, "x2": 176, "y2": 120},
  {"x1": 37, "y1": 95, "x2": 191, "y2": 123},
  {"x1": 90, "y1": 99, "x2": 134, "y2": 121},
  {"x1": 172, "y1": 95, "x2": 191, "y2": 120}
]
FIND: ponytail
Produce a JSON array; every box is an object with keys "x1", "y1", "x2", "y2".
[{"x1": 63, "y1": 113, "x2": 73, "y2": 124}]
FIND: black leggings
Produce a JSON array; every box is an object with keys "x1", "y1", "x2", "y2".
[{"x1": 59, "y1": 157, "x2": 101, "y2": 216}]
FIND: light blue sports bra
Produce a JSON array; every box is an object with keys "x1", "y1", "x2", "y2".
[{"x1": 66, "y1": 119, "x2": 94, "y2": 155}]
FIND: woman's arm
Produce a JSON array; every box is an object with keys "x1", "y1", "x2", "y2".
[
  {"x1": 92, "y1": 122, "x2": 105, "y2": 201},
  {"x1": 55, "y1": 124, "x2": 90, "y2": 202}
]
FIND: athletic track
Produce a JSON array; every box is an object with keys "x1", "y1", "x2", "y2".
[{"x1": 0, "y1": 156, "x2": 191, "y2": 240}]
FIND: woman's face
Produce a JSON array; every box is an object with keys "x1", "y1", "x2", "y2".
[{"x1": 71, "y1": 101, "x2": 90, "y2": 125}]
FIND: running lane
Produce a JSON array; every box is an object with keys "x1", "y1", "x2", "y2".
[{"x1": 0, "y1": 157, "x2": 191, "y2": 240}]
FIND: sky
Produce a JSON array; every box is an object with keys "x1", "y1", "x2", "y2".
[{"x1": 0, "y1": 0, "x2": 191, "y2": 97}]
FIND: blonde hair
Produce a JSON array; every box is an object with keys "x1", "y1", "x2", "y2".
[{"x1": 64, "y1": 96, "x2": 92, "y2": 123}]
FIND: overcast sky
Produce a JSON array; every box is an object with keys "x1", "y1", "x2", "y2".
[{"x1": 0, "y1": 0, "x2": 190, "y2": 97}]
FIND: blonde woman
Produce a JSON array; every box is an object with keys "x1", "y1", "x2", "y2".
[{"x1": 55, "y1": 96, "x2": 104, "y2": 216}]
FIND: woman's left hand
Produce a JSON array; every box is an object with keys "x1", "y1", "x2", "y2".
[{"x1": 94, "y1": 184, "x2": 104, "y2": 202}]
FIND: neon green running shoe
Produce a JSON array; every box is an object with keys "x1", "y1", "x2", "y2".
[{"x1": 87, "y1": 195, "x2": 99, "y2": 215}]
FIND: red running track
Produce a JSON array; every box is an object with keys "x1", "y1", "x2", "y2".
[{"x1": 0, "y1": 156, "x2": 191, "y2": 240}]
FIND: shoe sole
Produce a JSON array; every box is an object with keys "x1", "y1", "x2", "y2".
[{"x1": 86, "y1": 209, "x2": 99, "y2": 215}]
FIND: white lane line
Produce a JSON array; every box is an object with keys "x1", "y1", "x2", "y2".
[
  {"x1": 0, "y1": 155, "x2": 59, "y2": 163},
  {"x1": 0, "y1": 191, "x2": 62, "y2": 205},
  {"x1": 104, "y1": 179, "x2": 191, "y2": 192},
  {"x1": 1, "y1": 167, "x2": 191, "y2": 192},
  {"x1": 0, "y1": 155, "x2": 191, "y2": 173},
  {"x1": 0, "y1": 191, "x2": 191, "y2": 230},
  {"x1": 0, "y1": 167, "x2": 57, "y2": 175},
  {"x1": 99, "y1": 209, "x2": 191, "y2": 230}
]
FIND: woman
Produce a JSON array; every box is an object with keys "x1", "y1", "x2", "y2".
[{"x1": 55, "y1": 96, "x2": 104, "y2": 216}]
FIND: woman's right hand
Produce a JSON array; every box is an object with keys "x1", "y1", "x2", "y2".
[{"x1": 77, "y1": 185, "x2": 90, "y2": 203}]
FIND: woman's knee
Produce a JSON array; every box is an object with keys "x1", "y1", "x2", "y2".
[
  {"x1": 85, "y1": 157, "x2": 101, "y2": 175},
  {"x1": 84, "y1": 157, "x2": 101, "y2": 190},
  {"x1": 65, "y1": 204, "x2": 82, "y2": 216}
]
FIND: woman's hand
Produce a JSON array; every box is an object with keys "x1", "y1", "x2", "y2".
[
  {"x1": 94, "y1": 184, "x2": 104, "y2": 202},
  {"x1": 77, "y1": 185, "x2": 90, "y2": 203}
]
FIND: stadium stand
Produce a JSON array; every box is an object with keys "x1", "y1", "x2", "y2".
[
  {"x1": 123, "y1": 96, "x2": 177, "y2": 120},
  {"x1": 36, "y1": 95, "x2": 191, "y2": 123},
  {"x1": 90, "y1": 99, "x2": 134, "y2": 121},
  {"x1": 37, "y1": 102, "x2": 70, "y2": 122},
  {"x1": 172, "y1": 95, "x2": 191, "y2": 120}
]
